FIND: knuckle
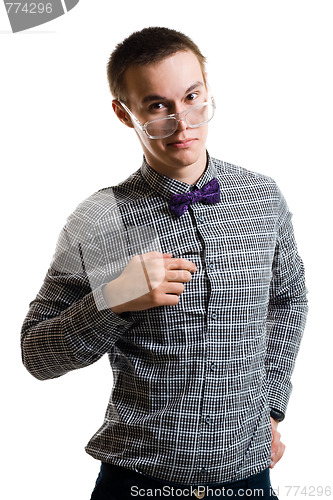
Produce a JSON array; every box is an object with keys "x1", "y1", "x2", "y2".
[
  {"x1": 170, "y1": 294, "x2": 179, "y2": 304},
  {"x1": 169, "y1": 270, "x2": 178, "y2": 280},
  {"x1": 184, "y1": 270, "x2": 192, "y2": 281},
  {"x1": 175, "y1": 258, "x2": 185, "y2": 269}
]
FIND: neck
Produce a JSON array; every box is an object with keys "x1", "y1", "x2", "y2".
[{"x1": 144, "y1": 149, "x2": 208, "y2": 186}]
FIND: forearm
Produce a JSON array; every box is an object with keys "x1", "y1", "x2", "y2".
[
  {"x1": 265, "y1": 292, "x2": 308, "y2": 413},
  {"x1": 21, "y1": 286, "x2": 132, "y2": 381}
]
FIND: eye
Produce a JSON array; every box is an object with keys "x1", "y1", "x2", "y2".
[
  {"x1": 148, "y1": 102, "x2": 168, "y2": 112},
  {"x1": 186, "y1": 92, "x2": 199, "y2": 102}
]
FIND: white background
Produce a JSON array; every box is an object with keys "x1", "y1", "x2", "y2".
[{"x1": 0, "y1": 1, "x2": 332, "y2": 498}]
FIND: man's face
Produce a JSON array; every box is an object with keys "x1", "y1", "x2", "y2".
[{"x1": 121, "y1": 50, "x2": 209, "y2": 180}]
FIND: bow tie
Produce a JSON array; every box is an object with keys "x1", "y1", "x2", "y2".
[{"x1": 169, "y1": 178, "x2": 220, "y2": 217}]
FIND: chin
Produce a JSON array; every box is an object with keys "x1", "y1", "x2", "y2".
[
  {"x1": 166, "y1": 148, "x2": 204, "y2": 168},
  {"x1": 143, "y1": 140, "x2": 207, "y2": 174}
]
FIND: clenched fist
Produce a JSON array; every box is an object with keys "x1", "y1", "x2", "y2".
[
  {"x1": 270, "y1": 418, "x2": 286, "y2": 468},
  {"x1": 103, "y1": 251, "x2": 197, "y2": 314}
]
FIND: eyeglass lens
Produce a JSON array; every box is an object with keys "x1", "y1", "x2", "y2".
[{"x1": 145, "y1": 102, "x2": 214, "y2": 138}]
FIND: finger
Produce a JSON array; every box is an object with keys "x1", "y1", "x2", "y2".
[
  {"x1": 165, "y1": 257, "x2": 197, "y2": 273},
  {"x1": 161, "y1": 293, "x2": 180, "y2": 306},
  {"x1": 162, "y1": 282, "x2": 185, "y2": 295},
  {"x1": 166, "y1": 270, "x2": 193, "y2": 283},
  {"x1": 270, "y1": 452, "x2": 276, "y2": 469},
  {"x1": 270, "y1": 441, "x2": 285, "y2": 468},
  {"x1": 276, "y1": 442, "x2": 286, "y2": 463}
]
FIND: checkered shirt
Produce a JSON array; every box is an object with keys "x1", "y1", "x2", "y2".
[{"x1": 21, "y1": 154, "x2": 308, "y2": 485}]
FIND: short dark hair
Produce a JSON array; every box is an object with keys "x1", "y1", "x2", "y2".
[{"x1": 107, "y1": 27, "x2": 207, "y2": 102}]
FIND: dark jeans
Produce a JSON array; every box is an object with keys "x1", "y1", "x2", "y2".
[{"x1": 90, "y1": 462, "x2": 279, "y2": 499}]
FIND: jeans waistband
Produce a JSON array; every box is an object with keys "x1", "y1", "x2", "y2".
[{"x1": 101, "y1": 462, "x2": 269, "y2": 490}]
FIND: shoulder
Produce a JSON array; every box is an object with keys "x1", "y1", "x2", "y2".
[
  {"x1": 211, "y1": 156, "x2": 281, "y2": 200},
  {"x1": 211, "y1": 156, "x2": 277, "y2": 185},
  {"x1": 65, "y1": 168, "x2": 146, "y2": 229}
]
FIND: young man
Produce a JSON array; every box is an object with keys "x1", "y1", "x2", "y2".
[{"x1": 21, "y1": 27, "x2": 308, "y2": 499}]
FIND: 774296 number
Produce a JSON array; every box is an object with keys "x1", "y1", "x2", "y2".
[{"x1": 5, "y1": 3, "x2": 53, "y2": 14}]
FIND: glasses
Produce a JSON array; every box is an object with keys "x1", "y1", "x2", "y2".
[{"x1": 119, "y1": 96, "x2": 216, "y2": 139}]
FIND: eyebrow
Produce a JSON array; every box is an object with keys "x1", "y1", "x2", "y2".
[{"x1": 141, "y1": 81, "x2": 204, "y2": 104}]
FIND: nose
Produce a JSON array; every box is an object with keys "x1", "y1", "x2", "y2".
[{"x1": 176, "y1": 117, "x2": 188, "y2": 132}]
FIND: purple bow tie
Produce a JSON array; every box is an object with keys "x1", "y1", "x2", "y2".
[{"x1": 169, "y1": 178, "x2": 220, "y2": 217}]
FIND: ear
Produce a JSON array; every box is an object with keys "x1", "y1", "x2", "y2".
[{"x1": 112, "y1": 100, "x2": 134, "y2": 129}]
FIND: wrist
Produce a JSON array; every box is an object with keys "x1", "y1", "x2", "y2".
[{"x1": 102, "y1": 279, "x2": 128, "y2": 314}]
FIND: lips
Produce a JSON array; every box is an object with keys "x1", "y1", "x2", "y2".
[{"x1": 167, "y1": 138, "x2": 197, "y2": 148}]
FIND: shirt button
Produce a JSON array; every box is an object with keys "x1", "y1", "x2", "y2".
[
  {"x1": 198, "y1": 216, "x2": 205, "y2": 223},
  {"x1": 210, "y1": 363, "x2": 217, "y2": 371},
  {"x1": 205, "y1": 416, "x2": 211, "y2": 424},
  {"x1": 211, "y1": 312, "x2": 217, "y2": 320},
  {"x1": 193, "y1": 489, "x2": 205, "y2": 499},
  {"x1": 199, "y1": 467, "x2": 207, "y2": 474}
]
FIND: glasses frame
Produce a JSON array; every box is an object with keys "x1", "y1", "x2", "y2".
[{"x1": 119, "y1": 95, "x2": 216, "y2": 140}]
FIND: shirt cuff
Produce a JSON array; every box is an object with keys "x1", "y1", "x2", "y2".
[
  {"x1": 62, "y1": 285, "x2": 134, "y2": 363},
  {"x1": 270, "y1": 408, "x2": 285, "y2": 422},
  {"x1": 266, "y1": 380, "x2": 291, "y2": 417},
  {"x1": 92, "y1": 285, "x2": 134, "y2": 327}
]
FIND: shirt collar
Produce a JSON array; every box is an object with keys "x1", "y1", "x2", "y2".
[{"x1": 140, "y1": 151, "x2": 216, "y2": 201}]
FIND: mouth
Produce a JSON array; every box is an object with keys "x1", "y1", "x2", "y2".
[{"x1": 167, "y1": 138, "x2": 197, "y2": 149}]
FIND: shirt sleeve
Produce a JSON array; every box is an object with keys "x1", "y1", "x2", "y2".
[
  {"x1": 265, "y1": 189, "x2": 308, "y2": 416},
  {"x1": 21, "y1": 215, "x2": 134, "y2": 381}
]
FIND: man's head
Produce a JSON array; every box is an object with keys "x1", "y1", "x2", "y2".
[
  {"x1": 107, "y1": 27, "x2": 212, "y2": 183},
  {"x1": 107, "y1": 27, "x2": 207, "y2": 103}
]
